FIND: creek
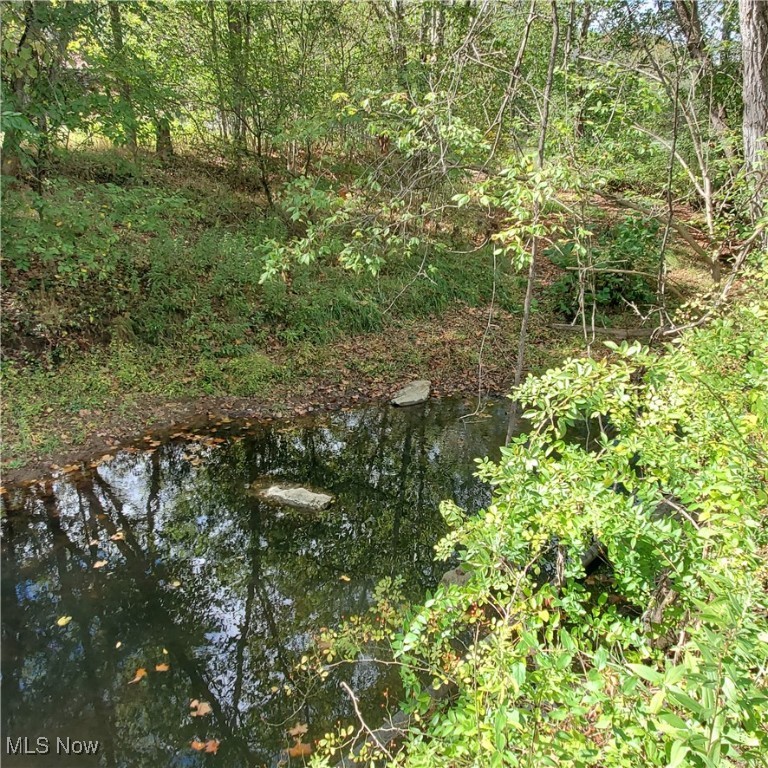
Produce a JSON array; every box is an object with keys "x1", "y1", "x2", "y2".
[{"x1": 1, "y1": 398, "x2": 520, "y2": 767}]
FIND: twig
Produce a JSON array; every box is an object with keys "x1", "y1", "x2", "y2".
[{"x1": 340, "y1": 681, "x2": 395, "y2": 761}]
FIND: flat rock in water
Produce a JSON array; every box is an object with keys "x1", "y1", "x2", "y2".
[
  {"x1": 258, "y1": 485, "x2": 334, "y2": 511},
  {"x1": 391, "y1": 380, "x2": 431, "y2": 407}
]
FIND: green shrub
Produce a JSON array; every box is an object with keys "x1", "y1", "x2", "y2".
[
  {"x1": 314, "y1": 268, "x2": 768, "y2": 768},
  {"x1": 548, "y1": 215, "x2": 660, "y2": 320}
]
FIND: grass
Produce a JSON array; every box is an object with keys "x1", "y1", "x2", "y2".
[{"x1": 1, "y1": 147, "x2": 713, "y2": 470}]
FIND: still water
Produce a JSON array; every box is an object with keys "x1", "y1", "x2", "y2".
[{"x1": 1, "y1": 398, "x2": 515, "y2": 767}]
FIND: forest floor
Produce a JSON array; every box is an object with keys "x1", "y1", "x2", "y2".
[
  {"x1": 1, "y1": 148, "x2": 713, "y2": 486},
  {"x1": 2, "y1": 302, "x2": 573, "y2": 486}
]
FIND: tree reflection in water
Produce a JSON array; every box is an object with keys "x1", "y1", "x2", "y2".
[{"x1": 1, "y1": 398, "x2": 517, "y2": 767}]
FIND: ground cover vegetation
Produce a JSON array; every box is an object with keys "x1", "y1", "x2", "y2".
[{"x1": 2, "y1": 0, "x2": 768, "y2": 765}]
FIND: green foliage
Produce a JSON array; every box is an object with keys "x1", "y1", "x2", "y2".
[
  {"x1": 548, "y1": 215, "x2": 660, "y2": 320},
  {"x1": 317, "y1": 270, "x2": 768, "y2": 768}
]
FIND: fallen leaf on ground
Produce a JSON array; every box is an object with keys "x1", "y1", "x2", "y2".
[
  {"x1": 128, "y1": 668, "x2": 147, "y2": 684},
  {"x1": 288, "y1": 741, "x2": 312, "y2": 758},
  {"x1": 110, "y1": 531, "x2": 125, "y2": 541},
  {"x1": 204, "y1": 740, "x2": 220, "y2": 754},
  {"x1": 57, "y1": 616, "x2": 73, "y2": 627},
  {"x1": 190, "y1": 699, "x2": 212, "y2": 717},
  {"x1": 89, "y1": 538, "x2": 99, "y2": 546},
  {"x1": 93, "y1": 560, "x2": 108, "y2": 569},
  {"x1": 288, "y1": 723, "x2": 308, "y2": 738},
  {"x1": 155, "y1": 663, "x2": 170, "y2": 672},
  {"x1": 339, "y1": 574, "x2": 351, "y2": 582}
]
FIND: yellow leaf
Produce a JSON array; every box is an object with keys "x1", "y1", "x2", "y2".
[
  {"x1": 204, "y1": 739, "x2": 220, "y2": 754},
  {"x1": 339, "y1": 574, "x2": 351, "y2": 582},
  {"x1": 93, "y1": 560, "x2": 108, "y2": 569},
  {"x1": 110, "y1": 531, "x2": 125, "y2": 542},
  {"x1": 56, "y1": 616, "x2": 73, "y2": 627},
  {"x1": 115, "y1": 641, "x2": 122, "y2": 649},
  {"x1": 128, "y1": 668, "x2": 147, "y2": 684},
  {"x1": 155, "y1": 663, "x2": 170, "y2": 672}
]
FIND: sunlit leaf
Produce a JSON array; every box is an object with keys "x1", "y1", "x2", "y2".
[
  {"x1": 56, "y1": 615, "x2": 73, "y2": 627},
  {"x1": 155, "y1": 663, "x2": 170, "y2": 672},
  {"x1": 190, "y1": 740, "x2": 206, "y2": 752},
  {"x1": 204, "y1": 739, "x2": 220, "y2": 754},
  {"x1": 128, "y1": 668, "x2": 147, "y2": 684},
  {"x1": 93, "y1": 560, "x2": 108, "y2": 569}
]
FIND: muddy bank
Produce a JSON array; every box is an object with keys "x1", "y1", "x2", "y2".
[{"x1": 1, "y1": 377, "x2": 510, "y2": 489}]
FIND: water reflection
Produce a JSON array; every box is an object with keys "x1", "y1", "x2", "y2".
[{"x1": 2, "y1": 398, "x2": 516, "y2": 767}]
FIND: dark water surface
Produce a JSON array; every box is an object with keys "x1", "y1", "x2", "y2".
[{"x1": 1, "y1": 398, "x2": 516, "y2": 767}]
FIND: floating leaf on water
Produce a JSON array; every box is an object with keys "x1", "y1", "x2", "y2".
[
  {"x1": 190, "y1": 699, "x2": 212, "y2": 717},
  {"x1": 288, "y1": 741, "x2": 312, "y2": 758},
  {"x1": 93, "y1": 560, "x2": 108, "y2": 569},
  {"x1": 155, "y1": 663, "x2": 170, "y2": 672},
  {"x1": 128, "y1": 668, "x2": 147, "y2": 684},
  {"x1": 288, "y1": 723, "x2": 308, "y2": 738},
  {"x1": 56, "y1": 616, "x2": 73, "y2": 627}
]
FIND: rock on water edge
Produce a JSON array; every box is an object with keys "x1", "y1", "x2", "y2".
[
  {"x1": 259, "y1": 485, "x2": 334, "y2": 510},
  {"x1": 391, "y1": 379, "x2": 431, "y2": 406}
]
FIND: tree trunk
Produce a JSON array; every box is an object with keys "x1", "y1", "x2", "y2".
[
  {"x1": 573, "y1": 1, "x2": 591, "y2": 140},
  {"x1": 208, "y1": 1, "x2": 229, "y2": 140},
  {"x1": 507, "y1": 0, "x2": 559, "y2": 442},
  {"x1": 2, "y1": 2, "x2": 39, "y2": 179},
  {"x1": 740, "y1": 0, "x2": 768, "y2": 221},
  {"x1": 673, "y1": 0, "x2": 736, "y2": 166},
  {"x1": 108, "y1": 1, "x2": 138, "y2": 153},
  {"x1": 154, "y1": 117, "x2": 173, "y2": 157}
]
